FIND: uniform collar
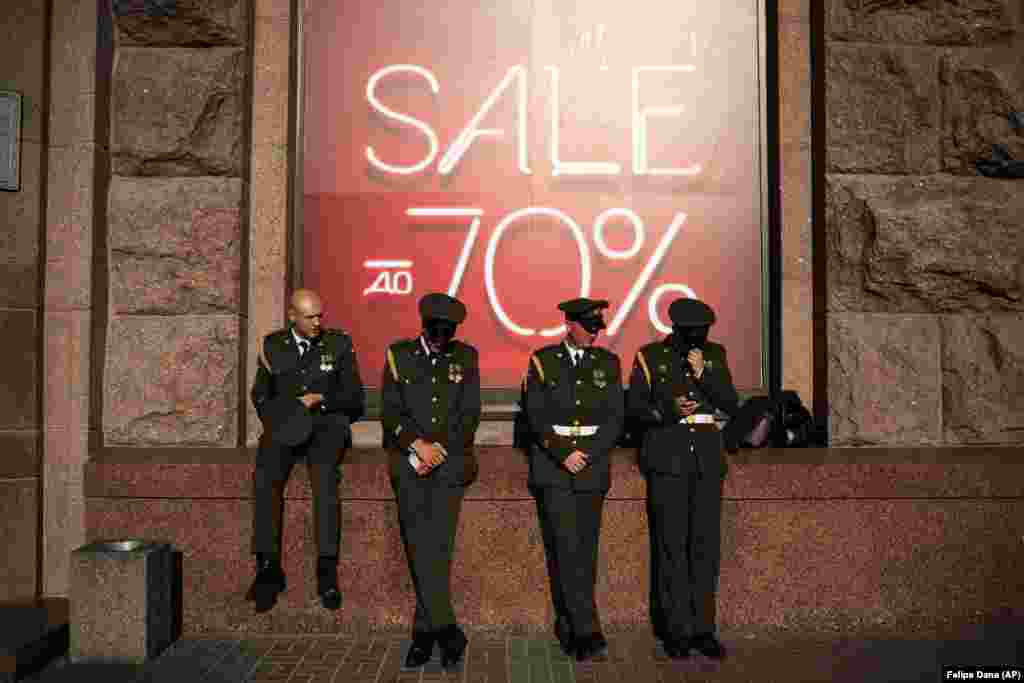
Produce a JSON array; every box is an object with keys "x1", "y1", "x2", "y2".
[
  {"x1": 292, "y1": 328, "x2": 321, "y2": 355},
  {"x1": 563, "y1": 339, "x2": 585, "y2": 364},
  {"x1": 419, "y1": 335, "x2": 454, "y2": 358}
]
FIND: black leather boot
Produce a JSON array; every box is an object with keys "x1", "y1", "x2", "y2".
[
  {"x1": 574, "y1": 632, "x2": 608, "y2": 662},
  {"x1": 247, "y1": 553, "x2": 286, "y2": 613},
  {"x1": 690, "y1": 632, "x2": 727, "y2": 659},
  {"x1": 403, "y1": 631, "x2": 435, "y2": 669},
  {"x1": 554, "y1": 616, "x2": 574, "y2": 657},
  {"x1": 663, "y1": 636, "x2": 691, "y2": 659},
  {"x1": 316, "y1": 556, "x2": 341, "y2": 611},
  {"x1": 437, "y1": 624, "x2": 468, "y2": 669}
]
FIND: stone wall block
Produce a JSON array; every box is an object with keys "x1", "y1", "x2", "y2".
[
  {"x1": 826, "y1": 45, "x2": 940, "y2": 174},
  {"x1": 103, "y1": 316, "x2": 238, "y2": 446},
  {"x1": 0, "y1": 139, "x2": 42, "y2": 308},
  {"x1": 827, "y1": 0, "x2": 1017, "y2": 46},
  {"x1": 828, "y1": 314, "x2": 942, "y2": 445},
  {"x1": 109, "y1": 177, "x2": 242, "y2": 314},
  {"x1": 112, "y1": 47, "x2": 246, "y2": 176},
  {"x1": 941, "y1": 50, "x2": 1024, "y2": 175},
  {"x1": 113, "y1": 0, "x2": 248, "y2": 46},
  {"x1": 1, "y1": 0, "x2": 47, "y2": 144},
  {"x1": 827, "y1": 175, "x2": 1024, "y2": 313},
  {"x1": 942, "y1": 314, "x2": 1024, "y2": 444},
  {"x1": 0, "y1": 479, "x2": 38, "y2": 601}
]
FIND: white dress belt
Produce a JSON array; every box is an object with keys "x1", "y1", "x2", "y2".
[
  {"x1": 552, "y1": 425, "x2": 599, "y2": 437},
  {"x1": 680, "y1": 414, "x2": 716, "y2": 424}
]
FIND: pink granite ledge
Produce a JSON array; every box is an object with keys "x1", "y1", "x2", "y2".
[{"x1": 84, "y1": 446, "x2": 1024, "y2": 500}]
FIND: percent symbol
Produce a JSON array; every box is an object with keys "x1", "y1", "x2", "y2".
[{"x1": 604, "y1": 211, "x2": 696, "y2": 336}]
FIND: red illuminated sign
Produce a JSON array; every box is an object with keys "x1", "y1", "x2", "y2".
[{"x1": 302, "y1": 1, "x2": 768, "y2": 389}]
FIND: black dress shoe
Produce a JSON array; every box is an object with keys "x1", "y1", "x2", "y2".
[
  {"x1": 318, "y1": 586, "x2": 342, "y2": 610},
  {"x1": 246, "y1": 556, "x2": 286, "y2": 600},
  {"x1": 316, "y1": 572, "x2": 342, "y2": 610},
  {"x1": 554, "y1": 617, "x2": 574, "y2": 656},
  {"x1": 690, "y1": 633, "x2": 726, "y2": 659},
  {"x1": 403, "y1": 632, "x2": 435, "y2": 669},
  {"x1": 248, "y1": 559, "x2": 286, "y2": 613},
  {"x1": 437, "y1": 624, "x2": 468, "y2": 669},
  {"x1": 574, "y1": 633, "x2": 608, "y2": 662},
  {"x1": 662, "y1": 637, "x2": 691, "y2": 659}
]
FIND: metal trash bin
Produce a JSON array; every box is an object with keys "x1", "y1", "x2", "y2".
[{"x1": 69, "y1": 539, "x2": 176, "y2": 663}]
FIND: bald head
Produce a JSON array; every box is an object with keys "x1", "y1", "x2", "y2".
[
  {"x1": 291, "y1": 288, "x2": 321, "y2": 311},
  {"x1": 289, "y1": 289, "x2": 323, "y2": 339}
]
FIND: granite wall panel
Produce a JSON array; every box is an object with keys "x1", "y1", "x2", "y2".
[
  {"x1": 942, "y1": 314, "x2": 1024, "y2": 444},
  {"x1": 0, "y1": 311, "x2": 39, "y2": 431},
  {"x1": 826, "y1": 175, "x2": 1024, "y2": 315},
  {"x1": 0, "y1": 479, "x2": 39, "y2": 602},
  {"x1": 824, "y1": 0, "x2": 1024, "y2": 446},
  {"x1": 828, "y1": 315, "x2": 942, "y2": 446},
  {"x1": 108, "y1": 177, "x2": 243, "y2": 315},
  {"x1": 103, "y1": 316, "x2": 239, "y2": 446},
  {"x1": 85, "y1": 485, "x2": 1024, "y2": 634},
  {"x1": 112, "y1": 47, "x2": 246, "y2": 177},
  {"x1": 826, "y1": 45, "x2": 941, "y2": 175},
  {"x1": 113, "y1": 0, "x2": 247, "y2": 47}
]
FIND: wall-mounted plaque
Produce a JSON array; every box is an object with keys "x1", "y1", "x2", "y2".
[{"x1": 0, "y1": 90, "x2": 22, "y2": 192}]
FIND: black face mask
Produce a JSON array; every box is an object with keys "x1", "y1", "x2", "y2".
[
  {"x1": 575, "y1": 315, "x2": 606, "y2": 335},
  {"x1": 423, "y1": 319, "x2": 457, "y2": 351},
  {"x1": 671, "y1": 325, "x2": 709, "y2": 353}
]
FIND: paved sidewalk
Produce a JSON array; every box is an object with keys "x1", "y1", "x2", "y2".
[{"x1": 22, "y1": 627, "x2": 1024, "y2": 683}]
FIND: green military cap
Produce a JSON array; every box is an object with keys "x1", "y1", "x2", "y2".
[
  {"x1": 419, "y1": 292, "x2": 467, "y2": 324},
  {"x1": 557, "y1": 297, "x2": 609, "y2": 319},
  {"x1": 668, "y1": 297, "x2": 716, "y2": 327},
  {"x1": 263, "y1": 395, "x2": 313, "y2": 446}
]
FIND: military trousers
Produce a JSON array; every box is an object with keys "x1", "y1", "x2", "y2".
[
  {"x1": 646, "y1": 467, "x2": 724, "y2": 639},
  {"x1": 533, "y1": 487, "x2": 606, "y2": 638},
  {"x1": 391, "y1": 469, "x2": 467, "y2": 633},
  {"x1": 252, "y1": 413, "x2": 350, "y2": 558}
]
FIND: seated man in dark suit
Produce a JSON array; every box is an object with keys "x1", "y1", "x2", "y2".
[{"x1": 248, "y1": 288, "x2": 364, "y2": 613}]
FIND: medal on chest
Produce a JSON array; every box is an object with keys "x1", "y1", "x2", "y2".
[
  {"x1": 319, "y1": 352, "x2": 334, "y2": 372},
  {"x1": 592, "y1": 367, "x2": 607, "y2": 389},
  {"x1": 448, "y1": 362, "x2": 463, "y2": 384}
]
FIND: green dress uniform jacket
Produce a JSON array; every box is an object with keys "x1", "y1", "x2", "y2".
[
  {"x1": 381, "y1": 339, "x2": 482, "y2": 486},
  {"x1": 627, "y1": 339, "x2": 739, "y2": 477},
  {"x1": 525, "y1": 344, "x2": 625, "y2": 491},
  {"x1": 251, "y1": 327, "x2": 366, "y2": 430}
]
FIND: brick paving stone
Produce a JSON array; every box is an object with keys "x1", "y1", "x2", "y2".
[
  {"x1": 20, "y1": 625, "x2": 1024, "y2": 683},
  {"x1": 371, "y1": 638, "x2": 405, "y2": 683},
  {"x1": 468, "y1": 640, "x2": 509, "y2": 683},
  {"x1": 336, "y1": 634, "x2": 389, "y2": 683}
]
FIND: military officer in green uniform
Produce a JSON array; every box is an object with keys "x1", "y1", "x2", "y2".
[
  {"x1": 382, "y1": 292, "x2": 481, "y2": 671},
  {"x1": 248, "y1": 288, "x2": 365, "y2": 613},
  {"x1": 524, "y1": 298, "x2": 624, "y2": 661},
  {"x1": 626, "y1": 297, "x2": 739, "y2": 659}
]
